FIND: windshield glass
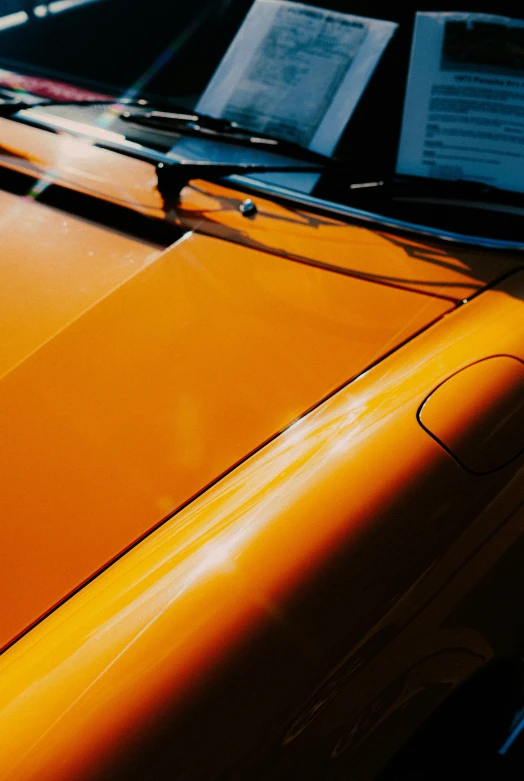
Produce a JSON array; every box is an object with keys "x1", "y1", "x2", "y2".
[{"x1": 2, "y1": 0, "x2": 524, "y2": 242}]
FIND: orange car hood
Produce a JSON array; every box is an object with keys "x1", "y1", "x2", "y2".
[{"x1": 0, "y1": 186, "x2": 452, "y2": 651}]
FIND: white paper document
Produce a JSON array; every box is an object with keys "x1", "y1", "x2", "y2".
[
  {"x1": 171, "y1": 0, "x2": 397, "y2": 192},
  {"x1": 397, "y1": 12, "x2": 524, "y2": 194}
]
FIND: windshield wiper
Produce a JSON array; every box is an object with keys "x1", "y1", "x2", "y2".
[
  {"x1": 156, "y1": 160, "x2": 326, "y2": 200},
  {"x1": 0, "y1": 91, "x2": 343, "y2": 198},
  {"x1": 0, "y1": 93, "x2": 329, "y2": 164},
  {"x1": 120, "y1": 109, "x2": 330, "y2": 164}
]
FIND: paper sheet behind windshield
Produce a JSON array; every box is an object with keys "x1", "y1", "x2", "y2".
[
  {"x1": 397, "y1": 12, "x2": 524, "y2": 194},
  {"x1": 170, "y1": 0, "x2": 396, "y2": 192}
]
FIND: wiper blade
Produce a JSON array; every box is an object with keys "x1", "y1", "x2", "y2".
[
  {"x1": 123, "y1": 109, "x2": 242, "y2": 134},
  {"x1": 156, "y1": 160, "x2": 326, "y2": 200},
  {"x1": 121, "y1": 109, "x2": 329, "y2": 164}
]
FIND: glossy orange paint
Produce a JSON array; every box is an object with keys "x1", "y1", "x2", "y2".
[
  {"x1": 0, "y1": 271, "x2": 522, "y2": 781},
  {"x1": 175, "y1": 180, "x2": 524, "y2": 301},
  {"x1": 0, "y1": 188, "x2": 162, "y2": 378},
  {"x1": 0, "y1": 225, "x2": 450, "y2": 651}
]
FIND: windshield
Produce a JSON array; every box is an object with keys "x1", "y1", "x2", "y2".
[{"x1": 2, "y1": 0, "x2": 524, "y2": 243}]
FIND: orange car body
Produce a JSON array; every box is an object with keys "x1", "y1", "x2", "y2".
[{"x1": 0, "y1": 108, "x2": 523, "y2": 780}]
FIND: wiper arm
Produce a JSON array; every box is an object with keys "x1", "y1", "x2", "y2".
[
  {"x1": 121, "y1": 109, "x2": 329, "y2": 164},
  {"x1": 156, "y1": 160, "x2": 326, "y2": 200}
]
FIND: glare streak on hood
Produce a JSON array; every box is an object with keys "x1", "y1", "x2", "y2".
[{"x1": 0, "y1": 218, "x2": 451, "y2": 650}]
